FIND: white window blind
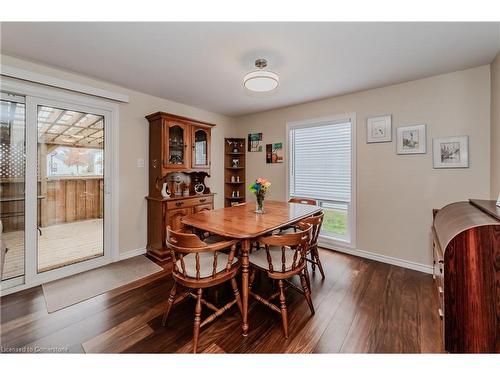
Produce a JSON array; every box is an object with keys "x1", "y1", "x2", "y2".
[{"x1": 289, "y1": 120, "x2": 352, "y2": 202}]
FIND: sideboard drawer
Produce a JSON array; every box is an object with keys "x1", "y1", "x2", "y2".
[
  {"x1": 167, "y1": 207, "x2": 192, "y2": 230},
  {"x1": 167, "y1": 195, "x2": 213, "y2": 209}
]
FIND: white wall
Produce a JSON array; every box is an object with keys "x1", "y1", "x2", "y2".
[
  {"x1": 235, "y1": 66, "x2": 491, "y2": 268},
  {"x1": 491, "y1": 52, "x2": 500, "y2": 199},
  {"x1": 1, "y1": 54, "x2": 235, "y2": 256},
  {"x1": 2, "y1": 55, "x2": 493, "y2": 271}
]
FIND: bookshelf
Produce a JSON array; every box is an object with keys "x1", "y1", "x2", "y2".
[{"x1": 224, "y1": 138, "x2": 246, "y2": 207}]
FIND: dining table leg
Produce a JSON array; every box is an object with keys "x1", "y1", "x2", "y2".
[{"x1": 241, "y1": 238, "x2": 250, "y2": 336}]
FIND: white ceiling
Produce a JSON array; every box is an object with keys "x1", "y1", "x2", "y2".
[{"x1": 1, "y1": 22, "x2": 499, "y2": 116}]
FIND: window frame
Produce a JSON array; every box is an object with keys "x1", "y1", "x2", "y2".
[{"x1": 286, "y1": 113, "x2": 356, "y2": 249}]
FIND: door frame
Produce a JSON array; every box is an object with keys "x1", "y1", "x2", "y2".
[{"x1": 0, "y1": 77, "x2": 119, "y2": 294}]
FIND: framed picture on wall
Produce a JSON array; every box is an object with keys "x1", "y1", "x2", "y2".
[
  {"x1": 266, "y1": 143, "x2": 284, "y2": 163},
  {"x1": 248, "y1": 133, "x2": 263, "y2": 152},
  {"x1": 396, "y1": 124, "x2": 426, "y2": 154},
  {"x1": 432, "y1": 136, "x2": 469, "y2": 168},
  {"x1": 367, "y1": 115, "x2": 392, "y2": 143}
]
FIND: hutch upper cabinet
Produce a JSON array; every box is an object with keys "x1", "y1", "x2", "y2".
[
  {"x1": 145, "y1": 112, "x2": 215, "y2": 261},
  {"x1": 146, "y1": 112, "x2": 214, "y2": 196}
]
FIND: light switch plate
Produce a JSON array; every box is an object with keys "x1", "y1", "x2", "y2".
[{"x1": 136, "y1": 158, "x2": 145, "y2": 168}]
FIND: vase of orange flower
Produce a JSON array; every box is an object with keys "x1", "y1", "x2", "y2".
[{"x1": 249, "y1": 178, "x2": 271, "y2": 214}]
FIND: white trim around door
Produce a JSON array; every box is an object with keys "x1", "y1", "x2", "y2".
[{"x1": 1, "y1": 65, "x2": 130, "y2": 103}]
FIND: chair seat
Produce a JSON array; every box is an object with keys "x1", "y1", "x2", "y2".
[
  {"x1": 276, "y1": 227, "x2": 297, "y2": 234},
  {"x1": 203, "y1": 234, "x2": 229, "y2": 244},
  {"x1": 249, "y1": 246, "x2": 300, "y2": 272},
  {"x1": 175, "y1": 252, "x2": 238, "y2": 278}
]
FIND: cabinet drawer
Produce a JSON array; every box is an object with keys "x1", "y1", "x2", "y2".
[
  {"x1": 167, "y1": 207, "x2": 192, "y2": 230},
  {"x1": 167, "y1": 196, "x2": 213, "y2": 209}
]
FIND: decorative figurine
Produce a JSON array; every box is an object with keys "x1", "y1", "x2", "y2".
[
  {"x1": 173, "y1": 174, "x2": 182, "y2": 196},
  {"x1": 161, "y1": 182, "x2": 170, "y2": 198},
  {"x1": 194, "y1": 183, "x2": 205, "y2": 195}
]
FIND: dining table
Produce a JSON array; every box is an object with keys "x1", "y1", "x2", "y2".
[{"x1": 181, "y1": 200, "x2": 322, "y2": 336}]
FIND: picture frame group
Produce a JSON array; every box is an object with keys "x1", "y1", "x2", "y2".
[{"x1": 366, "y1": 115, "x2": 469, "y2": 168}]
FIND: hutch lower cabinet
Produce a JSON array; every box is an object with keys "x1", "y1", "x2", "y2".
[
  {"x1": 145, "y1": 112, "x2": 215, "y2": 261},
  {"x1": 432, "y1": 199, "x2": 500, "y2": 353},
  {"x1": 146, "y1": 194, "x2": 214, "y2": 261}
]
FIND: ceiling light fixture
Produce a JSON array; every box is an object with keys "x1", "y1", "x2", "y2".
[{"x1": 243, "y1": 59, "x2": 279, "y2": 92}]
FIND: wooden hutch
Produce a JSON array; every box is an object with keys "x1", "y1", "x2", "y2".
[
  {"x1": 145, "y1": 112, "x2": 215, "y2": 261},
  {"x1": 432, "y1": 199, "x2": 500, "y2": 353},
  {"x1": 224, "y1": 138, "x2": 246, "y2": 207}
]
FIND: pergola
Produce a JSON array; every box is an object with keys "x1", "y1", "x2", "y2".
[{"x1": 37, "y1": 106, "x2": 104, "y2": 148}]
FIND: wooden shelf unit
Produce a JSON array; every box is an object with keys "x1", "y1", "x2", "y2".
[
  {"x1": 224, "y1": 138, "x2": 246, "y2": 207},
  {"x1": 145, "y1": 112, "x2": 215, "y2": 261}
]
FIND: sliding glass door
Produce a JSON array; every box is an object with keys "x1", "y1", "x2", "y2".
[
  {"x1": 1, "y1": 84, "x2": 115, "y2": 291},
  {"x1": 36, "y1": 105, "x2": 105, "y2": 273},
  {"x1": 0, "y1": 93, "x2": 26, "y2": 286}
]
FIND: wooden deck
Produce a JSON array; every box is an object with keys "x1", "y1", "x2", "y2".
[
  {"x1": 0, "y1": 249, "x2": 444, "y2": 353},
  {"x1": 2, "y1": 219, "x2": 103, "y2": 279}
]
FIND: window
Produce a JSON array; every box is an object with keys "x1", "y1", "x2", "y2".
[
  {"x1": 288, "y1": 114, "x2": 355, "y2": 246},
  {"x1": 47, "y1": 146, "x2": 103, "y2": 177}
]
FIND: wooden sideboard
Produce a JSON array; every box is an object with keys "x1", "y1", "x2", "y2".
[
  {"x1": 145, "y1": 112, "x2": 215, "y2": 261},
  {"x1": 432, "y1": 200, "x2": 500, "y2": 353}
]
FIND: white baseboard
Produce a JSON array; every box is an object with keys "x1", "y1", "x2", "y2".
[
  {"x1": 320, "y1": 242, "x2": 433, "y2": 275},
  {"x1": 118, "y1": 247, "x2": 147, "y2": 261}
]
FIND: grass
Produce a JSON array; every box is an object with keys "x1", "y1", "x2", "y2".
[{"x1": 322, "y1": 208, "x2": 348, "y2": 236}]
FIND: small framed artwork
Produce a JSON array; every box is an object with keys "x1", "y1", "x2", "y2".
[
  {"x1": 367, "y1": 115, "x2": 392, "y2": 143},
  {"x1": 432, "y1": 136, "x2": 469, "y2": 168},
  {"x1": 248, "y1": 133, "x2": 263, "y2": 152},
  {"x1": 397, "y1": 124, "x2": 426, "y2": 154},
  {"x1": 266, "y1": 143, "x2": 284, "y2": 163}
]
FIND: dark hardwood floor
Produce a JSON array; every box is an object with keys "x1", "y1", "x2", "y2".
[{"x1": 0, "y1": 249, "x2": 444, "y2": 353}]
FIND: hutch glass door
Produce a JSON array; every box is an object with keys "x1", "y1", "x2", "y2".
[
  {"x1": 192, "y1": 127, "x2": 209, "y2": 168},
  {"x1": 166, "y1": 123, "x2": 187, "y2": 168}
]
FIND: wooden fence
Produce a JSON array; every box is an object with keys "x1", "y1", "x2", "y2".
[{"x1": 0, "y1": 178, "x2": 103, "y2": 232}]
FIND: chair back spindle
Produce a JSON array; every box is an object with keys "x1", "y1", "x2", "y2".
[
  {"x1": 256, "y1": 223, "x2": 312, "y2": 276},
  {"x1": 166, "y1": 227, "x2": 240, "y2": 285}
]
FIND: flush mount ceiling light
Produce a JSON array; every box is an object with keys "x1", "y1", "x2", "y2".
[{"x1": 243, "y1": 59, "x2": 279, "y2": 92}]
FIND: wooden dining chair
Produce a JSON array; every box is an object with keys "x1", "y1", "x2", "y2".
[
  {"x1": 163, "y1": 227, "x2": 243, "y2": 353},
  {"x1": 248, "y1": 222, "x2": 314, "y2": 338},
  {"x1": 300, "y1": 212, "x2": 325, "y2": 279},
  {"x1": 288, "y1": 197, "x2": 317, "y2": 206},
  {"x1": 277, "y1": 197, "x2": 317, "y2": 234}
]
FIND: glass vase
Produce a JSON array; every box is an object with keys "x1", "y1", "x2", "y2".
[{"x1": 255, "y1": 196, "x2": 265, "y2": 214}]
